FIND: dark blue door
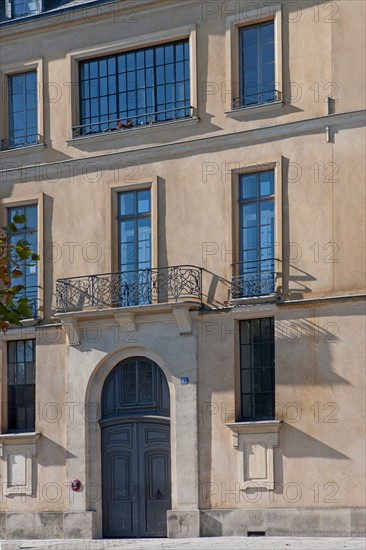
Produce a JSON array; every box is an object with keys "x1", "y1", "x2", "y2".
[{"x1": 101, "y1": 358, "x2": 170, "y2": 538}]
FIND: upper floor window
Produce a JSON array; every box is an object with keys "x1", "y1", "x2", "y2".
[
  {"x1": 238, "y1": 21, "x2": 276, "y2": 108},
  {"x1": 76, "y1": 39, "x2": 191, "y2": 136},
  {"x1": 5, "y1": 0, "x2": 41, "y2": 19},
  {"x1": 7, "y1": 339, "x2": 36, "y2": 432},
  {"x1": 7, "y1": 205, "x2": 38, "y2": 317},
  {"x1": 240, "y1": 318, "x2": 275, "y2": 421},
  {"x1": 233, "y1": 170, "x2": 275, "y2": 298},
  {"x1": 117, "y1": 189, "x2": 151, "y2": 306},
  {"x1": 7, "y1": 71, "x2": 38, "y2": 150}
]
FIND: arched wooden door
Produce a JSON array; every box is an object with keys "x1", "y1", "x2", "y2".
[{"x1": 101, "y1": 357, "x2": 171, "y2": 538}]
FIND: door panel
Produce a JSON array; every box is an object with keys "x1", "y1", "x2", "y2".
[
  {"x1": 102, "y1": 421, "x2": 170, "y2": 538},
  {"x1": 102, "y1": 424, "x2": 138, "y2": 537},
  {"x1": 140, "y1": 423, "x2": 171, "y2": 537}
]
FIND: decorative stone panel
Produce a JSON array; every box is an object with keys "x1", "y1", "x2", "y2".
[
  {"x1": 0, "y1": 432, "x2": 40, "y2": 496},
  {"x1": 226, "y1": 421, "x2": 281, "y2": 490}
]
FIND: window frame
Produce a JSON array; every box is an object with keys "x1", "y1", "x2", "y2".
[
  {"x1": 6, "y1": 339, "x2": 36, "y2": 433},
  {"x1": 5, "y1": 0, "x2": 42, "y2": 20},
  {"x1": 66, "y1": 24, "x2": 197, "y2": 141},
  {"x1": 0, "y1": 59, "x2": 44, "y2": 154},
  {"x1": 237, "y1": 170, "x2": 275, "y2": 297},
  {"x1": 238, "y1": 20, "x2": 276, "y2": 108},
  {"x1": 239, "y1": 317, "x2": 275, "y2": 421},
  {"x1": 225, "y1": 3, "x2": 283, "y2": 115},
  {"x1": 7, "y1": 204, "x2": 39, "y2": 317},
  {"x1": 110, "y1": 178, "x2": 159, "y2": 276},
  {"x1": 0, "y1": 194, "x2": 44, "y2": 320},
  {"x1": 78, "y1": 39, "x2": 191, "y2": 136},
  {"x1": 227, "y1": 159, "x2": 283, "y2": 300}
]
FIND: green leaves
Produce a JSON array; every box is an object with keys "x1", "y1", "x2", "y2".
[{"x1": 0, "y1": 217, "x2": 39, "y2": 331}]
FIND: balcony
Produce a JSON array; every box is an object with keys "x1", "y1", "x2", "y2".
[
  {"x1": 231, "y1": 259, "x2": 278, "y2": 300},
  {"x1": 0, "y1": 133, "x2": 42, "y2": 152},
  {"x1": 72, "y1": 106, "x2": 194, "y2": 139},
  {"x1": 56, "y1": 265, "x2": 202, "y2": 312},
  {"x1": 232, "y1": 90, "x2": 282, "y2": 111}
]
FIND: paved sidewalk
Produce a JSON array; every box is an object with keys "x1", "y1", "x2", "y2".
[{"x1": 1, "y1": 537, "x2": 365, "y2": 550}]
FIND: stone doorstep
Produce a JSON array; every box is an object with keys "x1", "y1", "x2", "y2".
[{"x1": 0, "y1": 537, "x2": 366, "y2": 550}]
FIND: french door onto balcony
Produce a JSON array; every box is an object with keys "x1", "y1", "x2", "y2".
[
  {"x1": 238, "y1": 170, "x2": 275, "y2": 297},
  {"x1": 118, "y1": 190, "x2": 151, "y2": 306}
]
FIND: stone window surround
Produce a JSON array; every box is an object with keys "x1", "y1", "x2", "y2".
[
  {"x1": 0, "y1": 193, "x2": 45, "y2": 321},
  {"x1": 66, "y1": 24, "x2": 198, "y2": 143},
  {"x1": 224, "y1": 3, "x2": 283, "y2": 117},
  {"x1": 0, "y1": 432, "x2": 40, "y2": 496},
  {"x1": 226, "y1": 158, "x2": 283, "y2": 298},
  {"x1": 0, "y1": 57, "x2": 44, "y2": 153}
]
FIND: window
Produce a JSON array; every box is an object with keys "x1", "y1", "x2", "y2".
[
  {"x1": 6, "y1": 0, "x2": 41, "y2": 19},
  {"x1": 102, "y1": 358, "x2": 170, "y2": 418},
  {"x1": 118, "y1": 189, "x2": 151, "y2": 306},
  {"x1": 234, "y1": 170, "x2": 275, "y2": 298},
  {"x1": 240, "y1": 318, "x2": 275, "y2": 420},
  {"x1": 7, "y1": 339, "x2": 36, "y2": 432},
  {"x1": 7, "y1": 71, "x2": 38, "y2": 149},
  {"x1": 237, "y1": 21, "x2": 276, "y2": 108},
  {"x1": 77, "y1": 39, "x2": 190, "y2": 136},
  {"x1": 7, "y1": 204, "x2": 38, "y2": 317}
]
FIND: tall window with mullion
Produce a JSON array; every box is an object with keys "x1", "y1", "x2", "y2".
[
  {"x1": 236, "y1": 170, "x2": 275, "y2": 298},
  {"x1": 118, "y1": 190, "x2": 151, "y2": 306},
  {"x1": 240, "y1": 318, "x2": 275, "y2": 420},
  {"x1": 239, "y1": 21, "x2": 275, "y2": 107},
  {"x1": 7, "y1": 71, "x2": 38, "y2": 149},
  {"x1": 78, "y1": 39, "x2": 190, "y2": 135},
  {"x1": 7, "y1": 205, "x2": 38, "y2": 318},
  {"x1": 7, "y1": 339, "x2": 36, "y2": 432}
]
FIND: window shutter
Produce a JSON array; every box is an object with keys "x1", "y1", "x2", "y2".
[{"x1": 5, "y1": 0, "x2": 12, "y2": 19}]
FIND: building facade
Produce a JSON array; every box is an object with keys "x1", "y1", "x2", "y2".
[{"x1": 0, "y1": 0, "x2": 365, "y2": 540}]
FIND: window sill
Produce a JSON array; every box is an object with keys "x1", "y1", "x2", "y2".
[
  {"x1": 66, "y1": 116, "x2": 199, "y2": 146},
  {"x1": 226, "y1": 420, "x2": 281, "y2": 437},
  {"x1": 230, "y1": 293, "x2": 280, "y2": 306},
  {"x1": 0, "y1": 432, "x2": 40, "y2": 444},
  {"x1": 0, "y1": 143, "x2": 45, "y2": 156},
  {"x1": 226, "y1": 100, "x2": 284, "y2": 120}
]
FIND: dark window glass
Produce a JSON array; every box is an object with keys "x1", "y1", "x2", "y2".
[
  {"x1": 7, "y1": 339, "x2": 35, "y2": 432},
  {"x1": 78, "y1": 39, "x2": 190, "y2": 135},
  {"x1": 240, "y1": 318, "x2": 275, "y2": 420},
  {"x1": 118, "y1": 190, "x2": 151, "y2": 306},
  {"x1": 236, "y1": 170, "x2": 274, "y2": 297},
  {"x1": 240, "y1": 21, "x2": 275, "y2": 106},
  {"x1": 12, "y1": 0, "x2": 39, "y2": 18},
  {"x1": 7, "y1": 205, "x2": 38, "y2": 317},
  {"x1": 101, "y1": 358, "x2": 169, "y2": 418},
  {"x1": 8, "y1": 71, "x2": 38, "y2": 149}
]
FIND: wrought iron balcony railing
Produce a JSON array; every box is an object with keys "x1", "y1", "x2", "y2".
[
  {"x1": 72, "y1": 105, "x2": 194, "y2": 138},
  {"x1": 231, "y1": 259, "x2": 278, "y2": 299},
  {"x1": 232, "y1": 89, "x2": 281, "y2": 110},
  {"x1": 0, "y1": 133, "x2": 42, "y2": 151},
  {"x1": 56, "y1": 265, "x2": 202, "y2": 312}
]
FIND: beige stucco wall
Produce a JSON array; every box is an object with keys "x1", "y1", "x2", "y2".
[{"x1": 0, "y1": 0, "x2": 365, "y2": 536}]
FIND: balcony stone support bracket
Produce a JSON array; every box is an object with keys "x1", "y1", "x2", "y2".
[
  {"x1": 173, "y1": 305, "x2": 193, "y2": 336},
  {"x1": 114, "y1": 312, "x2": 137, "y2": 332},
  {"x1": 226, "y1": 421, "x2": 281, "y2": 490},
  {"x1": 61, "y1": 317, "x2": 81, "y2": 346}
]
